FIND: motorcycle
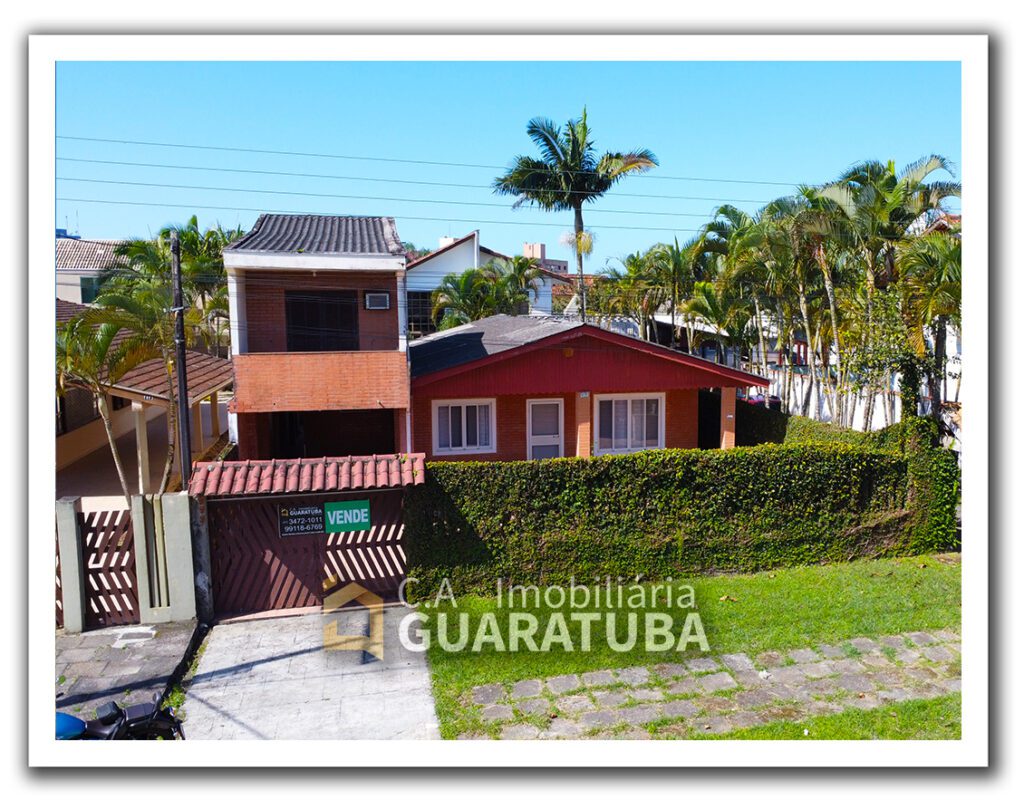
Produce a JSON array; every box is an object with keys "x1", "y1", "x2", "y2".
[{"x1": 56, "y1": 694, "x2": 185, "y2": 740}]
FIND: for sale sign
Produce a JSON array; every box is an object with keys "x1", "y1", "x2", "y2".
[
  {"x1": 278, "y1": 504, "x2": 325, "y2": 536},
  {"x1": 324, "y1": 499, "x2": 372, "y2": 532}
]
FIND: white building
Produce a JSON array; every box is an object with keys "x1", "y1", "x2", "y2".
[{"x1": 404, "y1": 232, "x2": 558, "y2": 336}]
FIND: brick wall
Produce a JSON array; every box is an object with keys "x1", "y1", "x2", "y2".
[
  {"x1": 243, "y1": 270, "x2": 399, "y2": 353},
  {"x1": 233, "y1": 351, "x2": 410, "y2": 412},
  {"x1": 411, "y1": 387, "x2": 701, "y2": 461}
]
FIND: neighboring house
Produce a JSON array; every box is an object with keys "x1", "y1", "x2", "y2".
[
  {"x1": 56, "y1": 231, "x2": 124, "y2": 304},
  {"x1": 404, "y1": 232, "x2": 560, "y2": 336},
  {"x1": 408, "y1": 314, "x2": 767, "y2": 461},
  {"x1": 56, "y1": 298, "x2": 232, "y2": 498},
  {"x1": 224, "y1": 214, "x2": 412, "y2": 460}
]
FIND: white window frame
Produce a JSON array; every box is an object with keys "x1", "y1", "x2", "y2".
[
  {"x1": 526, "y1": 398, "x2": 564, "y2": 460},
  {"x1": 431, "y1": 398, "x2": 497, "y2": 456},
  {"x1": 593, "y1": 392, "x2": 666, "y2": 456}
]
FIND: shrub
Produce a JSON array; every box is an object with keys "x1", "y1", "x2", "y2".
[{"x1": 404, "y1": 443, "x2": 959, "y2": 598}]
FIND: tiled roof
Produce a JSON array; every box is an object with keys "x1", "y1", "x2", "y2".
[
  {"x1": 189, "y1": 453, "x2": 427, "y2": 498},
  {"x1": 56, "y1": 298, "x2": 89, "y2": 323},
  {"x1": 225, "y1": 214, "x2": 404, "y2": 256},
  {"x1": 114, "y1": 351, "x2": 233, "y2": 405},
  {"x1": 56, "y1": 238, "x2": 124, "y2": 271}
]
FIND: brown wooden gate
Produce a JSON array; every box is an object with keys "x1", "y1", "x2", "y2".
[
  {"x1": 207, "y1": 490, "x2": 407, "y2": 618},
  {"x1": 78, "y1": 508, "x2": 140, "y2": 630}
]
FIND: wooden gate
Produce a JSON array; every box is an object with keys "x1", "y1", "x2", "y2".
[
  {"x1": 78, "y1": 508, "x2": 140, "y2": 630},
  {"x1": 207, "y1": 490, "x2": 407, "y2": 618}
]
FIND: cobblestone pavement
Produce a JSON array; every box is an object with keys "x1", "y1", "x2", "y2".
[
  {"x1": 182, "y1": 607, "x2": 440, "y2": 740},
  {"x1": 55, "y1": 621, "x2": 197, "y2": 719},
  {"x1": 458, "y1": 628, "x2": 961, "y2": 739}
]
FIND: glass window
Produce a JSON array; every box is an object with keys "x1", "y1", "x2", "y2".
[
  {"x1": 597, "y1": 396, "x2": 662, "y2": 454},
  {"x1": 285, "y1": 291, "x2": 358, "y2": 352},
  {"x1": 435, "y1": 401, "x2": 494, "y2": 454}
]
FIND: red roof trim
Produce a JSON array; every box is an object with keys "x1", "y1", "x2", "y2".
[
  {"x1": 412, "y1": 324, "x2": 769, "y2": 389},
  {"x1": 190, "y1": 453, "x2": 427, "y2": 498}
]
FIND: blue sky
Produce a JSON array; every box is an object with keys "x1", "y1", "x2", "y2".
[{"x1": 56, "y1": 60, "x2": 961, "y2": 269}]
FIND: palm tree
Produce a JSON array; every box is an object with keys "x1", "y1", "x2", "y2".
[
  {"x1": 599, "y1": 251, "x2": 665, "y2": 342},
  {"x1": 56, "y1": 317, "x2": 152, "y2": 506},
  {"x1": 899, "y1": 230, "x2": 961, "y2": 424},
  {"x1": 87, "y1": 270, "x2": 200, "y2": 496},
  {"x1": 431, "y1": 268, "x2": 500, "y2": 329},
  {"x1": 490, "y1": 255, "x2": 545, "y2": 313},
  {"x1": 682, "y1": 280, "x2": 752, "y2": 368},
  {"x1": 494, "y1": 108, "x2": 658, "y2": 320}
]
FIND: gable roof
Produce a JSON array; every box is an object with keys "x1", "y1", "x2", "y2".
[
  {"x1": 410, "y1": 314, "x2": 769, "y2": 388},
  {"x1": 406, "y1": 232, "x2": 510, "y2": 271},
  {"x1": 410, "y1": 314, "x2": 579, "y2": 377},
  {"x1": 56, "y1": 238, "x2": 124, "y2": 271},
  {"x1": 226, "y1": 214, "x2": 404, "y2": 256}
]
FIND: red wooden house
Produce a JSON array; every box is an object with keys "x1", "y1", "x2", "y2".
[{"x1": 409, "y1": 315, "x2": 768, "y2": 461}]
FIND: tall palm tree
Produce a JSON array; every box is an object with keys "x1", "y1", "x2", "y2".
[
  {"x1": 899, "y1": 230, "x2": 961, "y2": 423},
  {"x1": 490, "y1": 255, "x2": 545, "y2": 313},
  {"x1": 599, "y1": 251, "x2": 665, "y2": 342},
  {"x1": 494, "y1": 108, "x2": 658, "y2": 320}
]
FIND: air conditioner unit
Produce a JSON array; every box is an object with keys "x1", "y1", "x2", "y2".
[{"x1": 364, "y1": 292, "x2": 391, "y2": 310}]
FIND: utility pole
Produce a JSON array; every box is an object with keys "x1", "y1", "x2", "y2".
[{"x1": 171, "y1": 231, "x2": 192, "y2": 484}]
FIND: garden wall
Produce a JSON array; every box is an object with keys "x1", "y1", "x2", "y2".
[{"x1": 403, "y1": 442, "x2": 960, "y2": 597}]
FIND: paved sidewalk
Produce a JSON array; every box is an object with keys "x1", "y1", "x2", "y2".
[
  {"x1": 56, "y1": 621, "x2": 197, "y2": 718},
  {"x1": 182, "y1": 607, "x2": 440, "y2": 740},
  {"x1": 459, "y1": 628, "x2": 962, "y2": 739}
]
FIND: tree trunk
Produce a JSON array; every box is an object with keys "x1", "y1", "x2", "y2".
[
  {"x1": 574, "y1": 205, "x2": 585, "y2": 322},
  {"x1": 96, "y1": 392, "x2": 133, "y2": 508},
  {"x1": 752, "y1": 296, "x2": 769, "y2": 384},
  {"x1": 929, "y1": 316, "x2": 947, "y2": 425},
  {"x1": 797, "y1": 287, "x2": 819, "y2": 420},
  {"x1": 816, "y1": 245, "x2": 843, "y2": 424}
]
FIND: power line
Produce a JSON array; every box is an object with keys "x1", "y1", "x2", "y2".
[
  {"x1": 56, "y1": 134, "x2": 803, "y2": 187},
  {"x1": 56, "y1": 176, "x2": 719, "y2": 219},
  {"x1": 56, "y1": 197, "x2": 705, "y2": 234},
  {"x1": 55, "y1": 157, "x2": 776, "y2": 204}
]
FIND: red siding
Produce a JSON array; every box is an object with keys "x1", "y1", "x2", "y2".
[
  {"x1": 412, "y1": 389, "x2": 698, "y2": 462},
  {"x1": 413, "y1": 333, "x2": 757, "y2": 397}
]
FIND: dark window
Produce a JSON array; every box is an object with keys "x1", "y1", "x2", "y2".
[
  {"x1": 285, "y1": 291, "x2": 358, "y2": 352},
  {"x1": 407, "y1": 291, "x2": 438, "y2": 338},
  {"x1": 112, "y1": 396, "x2": 130, "y2": 410},
  {"x1": 56, "y1": 388, "x2": 100, "y2": 435},
  {"x1": 80, "y1": 276, "x2": 102, "y2": 304}
]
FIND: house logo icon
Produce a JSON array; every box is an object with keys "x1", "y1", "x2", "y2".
[{"x1": 322, "y1": 579, "x2": 385, "y2": 661}]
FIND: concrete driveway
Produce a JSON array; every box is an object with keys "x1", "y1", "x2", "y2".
[{"x1": 182, "y1": 607, "x2": 440, "y2": 740}]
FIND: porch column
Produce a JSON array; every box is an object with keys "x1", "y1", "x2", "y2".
[
  {"x1": 132, "y1": 401, "x2": 150, "y2": 494},
  {"x1": 575, "y1": 392, "x2": 592, "y2": 458},
  {"x1": 720, "y1": 387, "x2": 737, "y2": 449},
  {"x1": 191, "y1": 401, "x2": 204, "y2": 453},
  {"x1": 209, "y1": 391, "x2": 221, "y2": 438}
]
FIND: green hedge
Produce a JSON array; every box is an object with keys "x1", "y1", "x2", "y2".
[{"x1": 404, "y1": 443, "x2": 960, "y2": 598}]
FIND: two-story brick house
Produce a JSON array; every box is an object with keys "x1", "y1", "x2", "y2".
[{"x1": 224, "y1": 214, "x2": 412, "y2": 460}]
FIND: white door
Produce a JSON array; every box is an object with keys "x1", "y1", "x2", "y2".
[{"x1": 527, "y1": 399, "x2": 563, "y2": 460}]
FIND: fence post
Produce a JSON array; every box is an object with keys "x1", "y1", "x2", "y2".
[
  {"x1": 55, "y1": 497, "x2": 86, "y2": 634},
  {"x1": 130, "y1": 495, "x2": 158, "y2": 622},
  {"x1": 189, "y1": 495, "x2": 215, "y2": 622},
  {"x1": 161, "y1": 492, "x2": 198, "y2": 622}
]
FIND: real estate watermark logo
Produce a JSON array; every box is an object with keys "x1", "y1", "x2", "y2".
[
  {"x1": 396, "y1": 577, "x2": 709, "y2": 654},
  {"x1": 322, "y1": 578, "x2": 384, "y2": 661}
]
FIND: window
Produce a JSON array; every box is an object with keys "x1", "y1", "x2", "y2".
[
  {"x1": 285, "y1": 291, "x2": 358, "y2": 352},
  {"x1": 595, "y1": 394, "x2": 664, "y2": 454},
  {"x1": 80, "y1": 276, "x2": 102, "y2": 304},
  {"x1": 407, "y1": 291, "x2": 438, "y2": 338},
  {"x1": 433, "y1": 399, "x2": 496, "y2": 455}
]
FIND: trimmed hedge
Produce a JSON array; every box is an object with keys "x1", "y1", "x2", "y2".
[{"x1": 404, "y1": 442, "x2": 960, "y2": 598}]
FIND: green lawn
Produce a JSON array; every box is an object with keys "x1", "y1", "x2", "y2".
[
  {"x1": 687, "y1": 693, "x2": 961, "y2": 741},
  {"x1": 422, "y1": 553, "x2": 961, "y2": 739}
]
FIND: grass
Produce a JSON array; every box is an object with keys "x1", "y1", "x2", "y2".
[
  {"x1": 422, "y1": 553, "x2": 961, "y2": 739},
  {"x1": 683, "y1": 693, "x2": 961, "y2": 740}
]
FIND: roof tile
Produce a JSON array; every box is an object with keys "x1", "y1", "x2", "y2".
[
  {"x1": 190, "y1": 454, "x2": 426, "y2": 498},
  {"x1": 225, "y1": 214, "x2": 404, "y2": 256}
]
